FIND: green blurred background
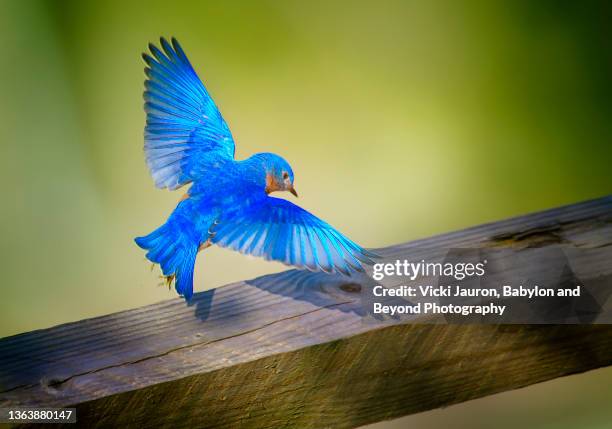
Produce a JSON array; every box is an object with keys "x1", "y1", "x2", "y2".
[{"x1": 1, "y1": 0, "x2": 611, "y2": 428}]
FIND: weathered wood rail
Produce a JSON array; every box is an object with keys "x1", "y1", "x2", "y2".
[{"x1": 1, "y1": 196, "x2": 612, "y2": 428}]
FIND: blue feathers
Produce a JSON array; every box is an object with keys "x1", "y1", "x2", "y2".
[
  {"x1": 136, "y1": 38, "x2": 377, "y2": 300},
  {"x1": 212, "y1": 196, "x2": 376, "y2": 276},
  {"x1": 135, "y1": 199, "x2": 207, "y2": 300},
  {"x1": 143, "y1": 37, "x2": 235, "y2": 190}
]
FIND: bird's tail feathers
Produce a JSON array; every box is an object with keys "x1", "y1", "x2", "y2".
[{"x1": 135, "y1": 222, "x2": 198, "y2": 300}]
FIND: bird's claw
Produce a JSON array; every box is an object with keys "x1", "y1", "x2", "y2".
[
  {"x1": 165, "y1": 274, "x2": 175, "y2": 290},
  {"x1": 158, "y1": 274, "x2": 175, "y2": 290}
]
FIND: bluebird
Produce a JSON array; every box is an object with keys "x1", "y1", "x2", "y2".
[{"x1": 135, "y1": 38, "x2": 376, "y2": 300}]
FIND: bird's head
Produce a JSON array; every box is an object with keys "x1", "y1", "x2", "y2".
[{"x1": 254, "y1": 153, "x2": 297, "y2": 197}]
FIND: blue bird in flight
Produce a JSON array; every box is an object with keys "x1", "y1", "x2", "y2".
[{"x1": 135, "y1": 38, "x2": 376, "y2": 300}]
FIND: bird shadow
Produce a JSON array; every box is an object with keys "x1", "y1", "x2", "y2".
[
  {"x1": 186, "y1": 288, "x2": 216, "y2": 322},
  {"x1": 187, "y1": 267, "x2": 409, "y2": 324}
]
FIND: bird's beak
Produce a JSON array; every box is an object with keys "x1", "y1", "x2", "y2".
[{"x1": 289, "y1": 185, "x2": 298, "y2": 197}]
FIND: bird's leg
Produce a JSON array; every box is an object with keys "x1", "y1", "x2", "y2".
[
  {"x1": 199, "y1": 239, "x2": 212, "y2": 252},
  {"x1": 150, "y1": 261, "x2": 172, "y2": 290},
  {"x1": 199, "y1": 221, "x2": 218, "y2": 253},
  {"x1": 163, "y1": 274, "x2": 175, "y2": 290}
]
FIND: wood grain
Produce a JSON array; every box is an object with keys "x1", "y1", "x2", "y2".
[{"x1": 1, "y1": 196, "x2": 611, "y2": 428}]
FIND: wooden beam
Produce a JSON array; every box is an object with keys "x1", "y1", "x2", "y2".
[{"x1": 1, "y1": 196, "x2": 611, "y2": 428}]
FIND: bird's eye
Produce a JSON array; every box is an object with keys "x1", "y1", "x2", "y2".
[{"x1": 282, "y1": 171, "x2": 289, "y2": 180}]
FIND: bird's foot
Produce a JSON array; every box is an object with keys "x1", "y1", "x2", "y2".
[
  {"x1": 165, "y1": 274, "x2": 175, "y2": 290},
  {"x1": 158, "y1": 274, "x2": 175, "y2": 290},
  {"x1": 199, "y1": 239, "x2": 212, "y2": 252}
]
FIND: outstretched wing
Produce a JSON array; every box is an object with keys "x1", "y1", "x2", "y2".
[
  {"x1": 143, "y1": 37, "x2": 235, "y2": 190},
  {"x1": 212, "y1": 197, "x2": 377, "y2": 275}
]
